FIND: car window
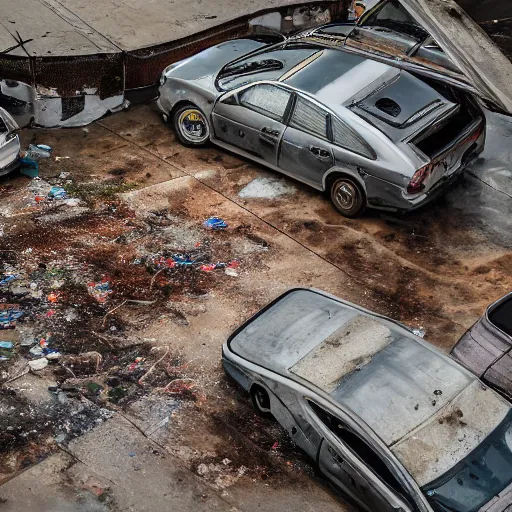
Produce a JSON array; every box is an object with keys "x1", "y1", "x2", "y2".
[
  {"x1": 488, "y1": 296, "x2": 512, "y2": 336},
  {"x1": 308, "y1": 400, "x2": 409, "y2": 497},
  {"x1": 239, "y1": 84, "x2": 291, "y2": 122},
  {"x1": 289, "y1": 96, "x2": 329, "y2": 140},
  {"x1": 331, "y1": 116, "x2": 375, "y2": 159}
]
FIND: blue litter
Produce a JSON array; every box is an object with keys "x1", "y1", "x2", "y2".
[
  {"x1": 172, "y1": 254, "x2": 195, "y2": 265},
  {"x1": 20, "y1": 157, "x2": 39, "y2": 178},
  {"x1": 0, "y1": 310, "x2": 23, "y2": 321},
  {"x1": 48, "y1": 186, "x2": 68, "y2": 199},
  {"x1": 0, "y1": 275, "x2": 17, "y2": 286},
  {"x1": 203, "y1": 217, "x2": 228, "y2": 230},
  {"x1": 0, "y1": 341, "x2": 13, "y2": 349}
]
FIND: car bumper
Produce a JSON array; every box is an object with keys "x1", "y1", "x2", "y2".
[
  {"x1": 367, "y1": 126, "x2": 485, "y2": 213},
  {"x1": 0, "y1": 154, "x2": 20, "y2": 177}
]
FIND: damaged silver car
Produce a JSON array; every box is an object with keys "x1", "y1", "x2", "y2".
[
  {"x1": 157, "y1": 1, "x2": 491, "y2": 217},
  {"x1": 451, "y1": 292, "x2": 512, "y2": 400},
  {"x1": 0, "y1": 106, "x2": 20, "y2": 176},
  {"x1": 223, "y1": 289, "x2": 512, "y2": 512}
]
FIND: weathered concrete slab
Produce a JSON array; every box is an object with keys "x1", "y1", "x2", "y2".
[
  {"x1": 0, "y1": 0, "x2": 118, "y2": 57},
  {"x1": 0, "y1": 0, "x2": 332, "y2": 56}
]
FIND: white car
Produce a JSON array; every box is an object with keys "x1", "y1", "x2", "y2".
[{"x1": 0, "y1": 106, "x2": 20, "y2": 177}]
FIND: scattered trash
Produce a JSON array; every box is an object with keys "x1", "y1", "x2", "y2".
[
  {"x1": 412, "y1": 327, "x2": 425, "y2": 338},
  {"x1": 26, "y1": 144, "x2": 52, "y2": 159},
  {"x1": 203, "y1": 217, "x2": 228, "y2": 230},
  {"x1": 19, "y1": 157, "x2": 39, "y2": 178},
  {"x1": 88, "y1": 280, "x2": 113, "y2": 303},
  {"x1": 433, "y1": 389, "x2": 443, "y2": 396},
  {"x1": 225, "y1": 268, "x2": 238, "y2": 277},
  {"x1": 0, "y1": 341, "x2": 14, "y2": 349},
  {"x1": 48, "y1": 186, "x2": 68, "y2": 200},
  {"x1": 56, "y1": 157, "x2": 70, "y2": 162},
  {"x1": 29, "y1": 345, "x2": 43, "y2": 357},
  {"x1": 28, "y1": 358, "x2": 49, "y2": 371},
  {"x1": 271, "y1": 441, "x2": 279, "y2": 450},
  {"x1": 0, "y1": 274, "x2": 17, "y2": 286}
]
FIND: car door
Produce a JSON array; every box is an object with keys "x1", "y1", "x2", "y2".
[
  {"x1": 308, "y1": 400, "x2": 416, "y2": 512},
  {"x1": 278, "y1": 95, "x2": 334, "y2": 187},
  {"x1": 212, "y1": 84, "x2": 292, "y2": 166},
  {"x1": 265, "y1": 382, "x2": 322, "y2": 461}
]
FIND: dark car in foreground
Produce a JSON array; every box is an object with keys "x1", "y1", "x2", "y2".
[
  {"x1": 223, "y1": 288, "x2": 512, "y2": 512},
  {"x1": 451, "y1": 292, "x2": 512, "y2": 400}
]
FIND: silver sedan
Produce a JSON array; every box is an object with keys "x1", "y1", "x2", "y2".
[
  {"x1": 222, "y1": 288, "x2": 512, "y2": 512},
  {"x1": 158, "y1": 31, "x2": 485, "y2": 217}
]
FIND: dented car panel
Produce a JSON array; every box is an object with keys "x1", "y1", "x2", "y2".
[
  {"x1": 0, "y1": 106, "x2": 20, "y2": 177},
  {"x1": 451, "y1": 293, "x2": 512, "y2": 400},
  {"x1": 158, "y1": 35, "x2": 485, "y2": 216},
  {"x1": 222, "y1": 288, "x2": 512, "y2": 512}
]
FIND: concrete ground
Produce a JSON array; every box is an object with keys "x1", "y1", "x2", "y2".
[
  {"x1": 0, "y1": 103, "x2": 510, "y2": 511},
  {"x1": 0, "y1": 0, "x2": 328, "y2": 56}
]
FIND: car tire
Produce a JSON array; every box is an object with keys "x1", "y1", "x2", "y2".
[
  {"x1": 329, "y1": 176, "x2": 366, "y2": 218},
  {"x1": 172, "y1": 104, "x2": 210, "y2": 147},
  {"x1": 250, "y1": 385, "x2": 273, "y2": 419}
]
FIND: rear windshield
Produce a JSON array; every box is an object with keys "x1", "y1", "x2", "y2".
[
  {"x1": 423, "y1": 411, "x2": 512, "y2": 512},
  {"x1": 489, "y1": 296, "x2": 512, "y2": 337}
]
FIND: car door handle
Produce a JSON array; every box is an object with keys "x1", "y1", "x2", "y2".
[
  {"x1": 261, "y1": 127, "x2": 280, "y2": 137},
  {"x1": 310, "y1": 146, "x2": 330, "y2": 159},
  {"x1": 328, "y1": 445, "x2": 344, "y2": 463}
]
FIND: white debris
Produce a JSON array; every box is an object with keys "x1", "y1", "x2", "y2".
[
  {"x1": 238, "y1": 177, "x2": 295, "y2": 199},
  {"x1": 28, "y1": 358, "x2": 48, "y2": 371}
]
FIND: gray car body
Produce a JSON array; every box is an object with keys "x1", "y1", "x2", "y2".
[
  {"x1": 157, "y1": 34, "x2": 485, "y2": 212},
  {"x1": 0, "y1": 106, "x2": 20, "y2": 176},
  {"x1": 451, "y1": 293, "x2": 512, "y2": 400},
  {"x1": 222, "y1": 288, "x2": 512, "y2": 512}
]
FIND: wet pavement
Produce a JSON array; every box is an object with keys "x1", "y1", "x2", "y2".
[{"x1": 0, "y1": 102, "x2": 510, "y2": 511}]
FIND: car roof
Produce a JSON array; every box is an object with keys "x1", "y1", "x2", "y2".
[
  {"x1": 228, "y1": 289, "x2": 511, "y2": 484},
  {"x1": 219, "y1": 45, "x2": 397, "y2": 108}
]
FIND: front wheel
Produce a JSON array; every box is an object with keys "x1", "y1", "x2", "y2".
[
  {"x1": 330, "y1": 176, "x2": 366, "y2": 218},
  {"x1": 251, "y1": 386, "x2": 273, "y2": 419},
  {"x1": 172, "y1": 104, "x2": 210, "y2": 147}
]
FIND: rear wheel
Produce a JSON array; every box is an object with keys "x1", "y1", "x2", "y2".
[
  {"x1": 251, "y1": 385, "x2": 273, "y2": 419},
  {"x1": 329, "y1": 176, "x2": 366, "y2": 218},
  {"x1": 172, "y1": 104, "x2": 210, "y2": 147}
]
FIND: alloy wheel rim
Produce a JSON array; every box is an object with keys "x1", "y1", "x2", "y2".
[
  {"x1": 334, "y1": 180, "x2": 356, "y2": 210},
  {"x1": 178, "y1": 109, "x2": 209, "y2": 143}
]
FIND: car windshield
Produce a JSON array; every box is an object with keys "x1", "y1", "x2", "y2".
[
  {"x1": 423, "y1": 410, "x2": 512, "y2": 512},
  {"x1": 360, "y1": 0, "x2": 428, "y2": 42}
]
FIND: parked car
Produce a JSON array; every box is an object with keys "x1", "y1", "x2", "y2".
[
  {"x1": 223, "y1": 288, "x2": 512, "y2": 512},
  {"x1": 0, "y1": 106, "x2": 20, "y2": 177},
  {"x1": 451, "y1": 292, "x2": 512, "y2": 400},
  {"x1": 158, "y1": 3, "x2": 489, "y2": 217}
]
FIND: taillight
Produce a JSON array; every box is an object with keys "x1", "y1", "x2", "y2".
[{"x1": 407, "y1": 165, "x2": 430, "y2": 194}]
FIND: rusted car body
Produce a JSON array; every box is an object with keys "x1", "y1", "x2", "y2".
[
  {"x1": 157, "y1": 12, "x2": 486, "y2": 217},
  {"x1": 0, "y1": 106, "x2": 20, "y2": 177},
  {"x1": 451, "y1": 293, "x2": 512, "y2": 400},
  {"x1": 222, "y1": 288, "x2": 512, "y2": 511}
]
